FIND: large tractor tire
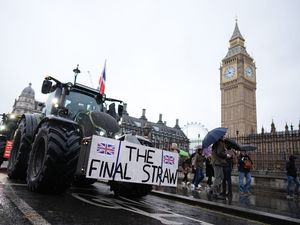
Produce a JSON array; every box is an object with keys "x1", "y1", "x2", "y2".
[
  {"x1": 7, "y1": 117, "x2": 35, "y2": 179},
  {"x1": 27, "y1": 122, "x2": 81, "y2": 194},
  {"x1": 109, "y1": 181, "x2": 152, "y2": 198}
]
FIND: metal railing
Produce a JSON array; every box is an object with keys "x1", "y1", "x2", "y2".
[{"x1": 229, "y1": 130, "x2": 300, "y2": 176}]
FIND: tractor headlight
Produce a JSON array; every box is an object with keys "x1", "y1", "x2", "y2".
[
  {"x1": 0, "y1": 125, "x2": 6, "y2": 131},
  {"x1": 9, "y1": 114, "x2": 16, "y2": 119},
  {"x1": 52, "y1": 98, "x2": 59, "y2": 108},
  {"x1": 95, "y1": 127, "x2": 106, "y2": 137},
  {"x1": 118, "y1": 117, "x2": 123, "y2": 125},
  {"x1": 114, "y1": 132, "x2": 122, "y2": 140}
]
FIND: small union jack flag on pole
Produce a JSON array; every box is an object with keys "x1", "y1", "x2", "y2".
[
  {"x1": 97, "y1": 142, "x2": 115, "y2": 156},
  {"x1": 163, "y1": 155, "x2": 175, "y2": 165},
  {"x1": 99, "y1": 60, "x2": 106, "y2": 95}
]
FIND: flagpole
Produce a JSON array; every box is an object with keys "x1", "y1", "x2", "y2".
[{"x1": 73, "y1": 64, "x2": 80, "y2": 84}]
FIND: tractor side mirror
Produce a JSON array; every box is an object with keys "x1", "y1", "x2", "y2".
[
  {"x1": 118, "y1": 104, "x2": 123, "y2": 117},
  {"x1": 41, "y1": 80, "x2": 52, "y2": 94},
  {"x1": 38, "y1": 102, "x2": 46, "y2": 110}
]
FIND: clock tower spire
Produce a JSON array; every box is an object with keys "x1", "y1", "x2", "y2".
[{"x1": 220, "y1": 21, "x2": 257, "y2": 137}]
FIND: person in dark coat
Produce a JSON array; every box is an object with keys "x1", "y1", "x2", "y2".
[
  {"x1": 221, "y1": 147, "x2": 237, "y2": 197},
  {"x1": 205, "y1": 155, "x2": 214, "y2": 187},
  {"x1": 209, "y1": 136, "x2": 231, "y2": 200},
  {"x1": 286, "y1": 155, "x2": 300, "y2": 199}
]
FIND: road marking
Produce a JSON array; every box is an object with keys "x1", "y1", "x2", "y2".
[
  {"x1": 0, "y1": 176, "x2": 51, "y2": 225},
  {"x1": 72, "y1": 192, "x2": 213, "y2": 225}
]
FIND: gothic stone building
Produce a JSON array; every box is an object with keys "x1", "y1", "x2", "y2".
[{"x1": 221, "y1": 22, "x2": 300, "y2": 175}]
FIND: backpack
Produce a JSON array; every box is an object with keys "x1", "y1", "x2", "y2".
[{"x1": 243, "y1": 159, "x2": 253, "y2": 169}]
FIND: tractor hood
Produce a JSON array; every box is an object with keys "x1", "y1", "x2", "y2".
[{"x1": 76, "y1": 111, "x2": 120, "y2": 138}]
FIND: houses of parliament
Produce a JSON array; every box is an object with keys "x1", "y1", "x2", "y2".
[{"x1": 11, "y1": 21, "x2": 299, "y2": 175}]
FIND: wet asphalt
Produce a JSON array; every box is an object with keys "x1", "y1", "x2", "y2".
[
  {"x1": 152, "y1": 181, "x2": 300, "y2": 224},
  {"x1": 0, "y1": 159, "x2": 300, "y2": 224}
]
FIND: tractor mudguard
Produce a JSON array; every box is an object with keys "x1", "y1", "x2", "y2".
[{"x1": 34, "y1": 115, "x2": 80, "y2": 137}]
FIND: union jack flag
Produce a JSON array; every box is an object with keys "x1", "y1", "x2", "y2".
[
  {"x1": 99, "y1": 60, "x2": 106, "y2": 95},
  {"x1": 97, "y1": 142, "x2": 115, "y2": 156},
  {"x1": 163, "y1": 155, "x2": 175, "y2": 165}
]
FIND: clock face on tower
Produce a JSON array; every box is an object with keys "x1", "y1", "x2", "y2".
[
  {"x1": 224, "y1": 66, "x2": 236, "y2": 79},
  {"x1": 245, "y1": 66, "x2": 254, "y2": 78}
]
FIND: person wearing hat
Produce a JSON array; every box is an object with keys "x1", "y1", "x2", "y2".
[{"x1": 286, "y1": 155, "x2": 300, "y2": 199}]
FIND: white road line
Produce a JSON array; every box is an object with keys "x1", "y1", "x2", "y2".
[{"x1": 0, "y1": 176, "x2": 51, "y2": 225}]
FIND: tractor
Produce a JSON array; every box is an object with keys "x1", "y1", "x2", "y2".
[
  {"x1": 7, "y1": 69, "x2": 145, "y2": 196},
  {"x1": 8, "y1": 68, "x2": 178, "y2": 197},
  {"x1": 0, "y1": 113, "x2": 20, "y2": 167}
]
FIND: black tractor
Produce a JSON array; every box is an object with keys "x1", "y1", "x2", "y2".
[
  {"x1": 7, "y1": 70, "x2": 121, "y2": 192},
  {"x1": 0, "y1": 113, "x2": 20, "y2": 167},
  {"x1": 7, "y1": 68, "x2": 153, "y2": 197}
]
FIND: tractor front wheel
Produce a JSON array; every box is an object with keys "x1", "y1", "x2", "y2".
[{"x1": 27, "y1": 122, "x2": 80, "y2": 194}]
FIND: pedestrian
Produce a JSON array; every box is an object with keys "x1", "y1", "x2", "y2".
[
  {"x1": 191, "y1": 146, "x2": 205, "y2": 190},
  {"x1": 205, "y1": 155, "x2": 214, "y2": 187},
  {"x1": 238, "y1": 151, "x2": 253, "y2": 196},
  {"x1": 209, "y1": 136, "x2": 231, "y2": 200},
  {"x1": 286, "y1": 155, "x2": 300, "y2": 199},
  {"x1": 170, "y1": 143, "x2": 179, "y2": 154},
  {"x1": 181, "y1": 159, "x2": 191, "y2": 187},
  {"x1": 221, "y1": 146, "x2": 237, "y2": 197}
]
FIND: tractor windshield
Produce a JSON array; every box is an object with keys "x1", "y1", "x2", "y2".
[{"x1": 65, "y1": 91, "x2": 103, "y2": 116}]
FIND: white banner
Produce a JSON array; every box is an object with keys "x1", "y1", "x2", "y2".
[{"x1": 86, "y1": 135, "x2": 179, "y2": 187}]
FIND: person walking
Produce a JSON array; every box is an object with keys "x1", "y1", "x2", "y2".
[
  {"x1": 191, "y1": 146, "x2": 205, "y2": 190},
  {"x1": 221, "y1": 147, "x2": 237, "y2": 197},
  {"x1": 286, "y1": 155, "x2": 300, "y2": 199},
  {"x1": 238, "y1": 151, "x2": 253, "y2": 196},
  {"x1": 205, "y1": 155, "x2": 214, "y2": 187},
  {"x1": 209, "y1": 136, "x2": 231, "y2": 199},
  {"x1": 170, "y1": 143, "x2": 179, "y2": 153},
  {"x1": 181, "y1": 159, "x2": 191, "y2": 187}
]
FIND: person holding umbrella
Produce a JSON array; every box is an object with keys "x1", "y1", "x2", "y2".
[
  {"x1": 205, "y1": 154, "x2": 214, "y2": 187},
  {"x1": 221, "y1": 139, "x2": 239, "y2": 197},
  {"x1": 203, "y1": 147, "x2": 214, "y2": 187},
  {"x1": 209, "y1": 136, "x2": 231, "y2": 200},
  {"x1": 202, "y1": 127, "x2": 229, "y2": 200}
]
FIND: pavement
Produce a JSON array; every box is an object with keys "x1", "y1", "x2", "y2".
[{"x1": 151, "y1": 177, "x2": 300, "y2": 225}]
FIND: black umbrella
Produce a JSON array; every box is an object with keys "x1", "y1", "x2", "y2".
[
  {"x1": 224, "y1": 138, "x2": 241, "y2": 150},
  {"x1": 202, "y1": 127, "x2": 228, "y2": 148},
  {"x1": 240, "y1": 144, "x2": 257, "y2": 151}
]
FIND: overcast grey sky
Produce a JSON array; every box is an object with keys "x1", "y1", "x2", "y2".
[{"x1": 1, "y1": 0, "x2": 299, "y2": 133}]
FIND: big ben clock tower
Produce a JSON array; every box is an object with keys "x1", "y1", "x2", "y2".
[{"x1": 220, "y1": 20, "x2": 257, "y2": 137}]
